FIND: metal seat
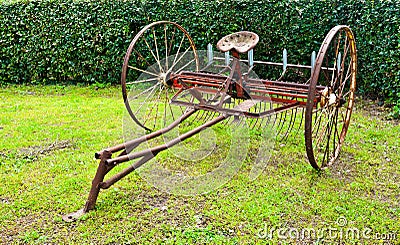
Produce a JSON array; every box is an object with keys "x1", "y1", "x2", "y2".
[{"x1": 216, "y1": 31, "x2": 259, "y2": 53}]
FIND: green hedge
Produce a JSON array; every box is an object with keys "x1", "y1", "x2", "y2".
[{"x1": 0, "y1": 0, "x2": 399, "y2": 104}]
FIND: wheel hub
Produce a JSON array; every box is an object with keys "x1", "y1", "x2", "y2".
[
  {"x1": 158, "y1": 73, "x2": 168, "y2": 86},
  {"x1": 320, "y1": 87, "x2": 343, "y2": 108}
]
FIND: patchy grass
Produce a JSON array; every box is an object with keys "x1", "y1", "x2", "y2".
[{"x1": 0, "y1": 85, "x2": 399, "y2": 244}]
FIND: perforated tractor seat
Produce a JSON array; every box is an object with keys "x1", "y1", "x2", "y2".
[{"x1": 216, "y1": 31, "x2": 259, "y2": 53}]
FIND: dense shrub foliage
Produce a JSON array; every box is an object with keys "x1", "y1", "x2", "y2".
[{"x1": 0, "y1": 0, "x2": 399, "y2": 104}]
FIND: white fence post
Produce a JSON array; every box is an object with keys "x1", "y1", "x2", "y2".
[
  {"x1": 283, "y1": 49, "x2": 287, "y2": 72},
  {"x1": 225, "y1": 51, "x2": 230, "y2": 66},
  {"x1": 248, "y1": 49, "x2": 254, "y2": 67},
  {"x1": 311, "y1": 51, "x2": 316, "y2": 71},
  {"x1": 207, "y1": 43, "x2": 213, "y2": 65}
]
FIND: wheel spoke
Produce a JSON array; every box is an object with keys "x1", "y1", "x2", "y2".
[
  {"x1": 164, "y1": 24, "x2": 169, "y2": 72},
  {"x1": 126, "y1": 77, "x2": 159, "y2": 85},
  {"x1": 337, "y1": 42, "x2": 350, "y2": 90},
  {"x1": 122, "y1": 21, "x2": 198, "y2": 132},
  {"x1": 143, "y1": 35, "x2": 164, "y2": 73},
  {"x1": 342, "y1": 90, "x2": 351, "y2": 99},
  {"x1": 130, "y1": 83, "x2": 159, "y2": 101},
  {"x1": 128, "y1": 65, "x2": 159, "y2": 77},
  {"x1": 152, "y1": 85, "x2": 165, "y2": 129},
  {"x1": 320, "y1": 108, "x2": 336, "y2": 165},
  {"x1": 132, "y1": 48, "x2": 159, "y2": 74},
  {"x1": 152, "y1": 27, "x2": 163, "y2": 73},
  {"x1": 171, "y1": 33, "x2": 186, "y2": 70},
  {"x1": 322, "y1": 56, "x2": 330, "y2": 82},
  {"x1": 331, "y1": 31, "x2": 342, "y2": 88},
  {"x1": 142, "y1": 84, "x2": 164, "y2": 126},
  {"x1": 163, "y1": 88, "x2": 168, "y2": 127},
  {"x1": 174, "y1": 58, "x2": 196, "y2": 74},
  {"x1": 134, "y1": 84, "x2": 159, "y2": 114},
  {"x1": 314, "y1": 107, "x2": 335, "y2": 149},
  {"x1": 312, "y1": 106, "x2": 325, "y2": 136},
  {"x1": 339, "y1": 57, "x2": 352, "y2": 95},
  {"x1": 167, "y1": 45, "x2": 193, "y2": 74},
  {"x1": 168, "y1": 26, "x2": 177, "y2": 57},
  {"x1": 331, "y1": 109, "x2": 338, "y2": 160},
  {"x1": 168, "y1": 90, "x2": 176, "y2": 122}
]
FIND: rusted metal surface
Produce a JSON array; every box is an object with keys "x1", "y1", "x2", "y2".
[
  {"x1": 304, "y1": 25, "x2": 357, "y2": 169},
  {"x1": 216, "y1": 31, "x2": 259, "y2": 53},
  {"x1": 63, "y1": 23, "x2": 357, "y2": 221}
]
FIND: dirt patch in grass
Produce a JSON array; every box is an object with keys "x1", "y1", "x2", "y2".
[
  {"x1": 329, "y1": 151, "x2": 357, "y2": 184},
  {"x1": 356, "y1": 98, "x2": 399, "y2": 125},
  {"x1": 18, "y1": 140, "x2": 74, "y2": 158}
]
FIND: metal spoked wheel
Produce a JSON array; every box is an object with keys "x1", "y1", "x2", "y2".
[
  {"x1": 305, "y1": 26, "x2": 357, "y2": 170},
  {"x1": 121, "y1": 21, "x2": 199, "y2": 132}
]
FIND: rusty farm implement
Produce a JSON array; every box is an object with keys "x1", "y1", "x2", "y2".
[{"x1": 63, "y1": 21, "x2": 357, "y2": 221}]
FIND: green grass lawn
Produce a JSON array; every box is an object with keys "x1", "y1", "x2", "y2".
[{"x1": 0, "y1": 85, "x2": 399, "y2": 244}]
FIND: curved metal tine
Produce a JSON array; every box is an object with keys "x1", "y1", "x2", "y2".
[
  {"x1": 198, "y1": 106, "x2": 211, "y2": 122},
  {"x1": 202, "y1": 94, "x2": 217, "y2": 121},
  {"x1": 232, "y1": 115, "x2": 245, "y2": 128},
  {"x1": 251, "y1": 99, "x2": 266, "y2": 130},
  {"x1": 222, "y1": 113, "x2": 234, "y2": 127},
  {"x1": 268, "y1": 101, "x2": 280, "y2": 130},
  {"x1": 276, "y1": 110, "x2": 288, "y2": 142},
  {"x1": 248, "y1": 102, "x2": 258, "y2": 130},
  {"x1": 219, "y1": 98, "x2": 242, "y2": 127},
  {"x1": 203, "y1": 111, "x2": 217, "y2": 123},
  {"x1": 274, "y1": 96, "x2": 287, "y2": 140},
  {"x1": 257, "y1": 99, "x2": 277, "y2": 135},
  {"x1": 258, "y1": 99, "x2": 273, "y2": 131},
  {"x1": 185, "y1": 110, "x2": 202, "y2": 126},
  {"x1": 261, "y1": 100, "x2": 273, "y2": 129},
  {"x1": 285, "y1": 97, "x2": 303, "y2": 141},
  {"x1": 200, "y1": 110, "x2": 214, "y2": 123},
  {"x1": 280, "y1": 107, "x2": 297, "y2": 142},
  {"x1": 290, "y1": 107, "x2": 304, "y2": 140},
  {"x1": 280, "y1": 106, "x2": 294, "y2": 141},
  {"x1": 193, "y1": 94, "x2": 211, "y2": 122},
  {"x1": 251, "y1": 96, "x2": 265, "y2": 130}
]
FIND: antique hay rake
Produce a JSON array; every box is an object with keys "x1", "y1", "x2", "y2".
[{"x1": 63, "y1": 21, "x2": 357, "y2": 221}]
